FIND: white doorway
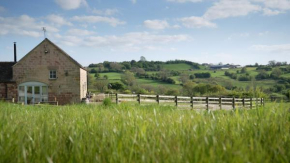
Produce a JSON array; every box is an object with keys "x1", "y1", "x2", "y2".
[{"x1": 18, "y1": 82, "x2": 48, "y2": 104}]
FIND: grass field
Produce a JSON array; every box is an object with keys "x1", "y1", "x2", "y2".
[
  {"x1": 0, "y1": 102, "x2": 289, "y2": 163},
  {"x1": 161, "y1": 63, "x2": 192, "y2": 71}
]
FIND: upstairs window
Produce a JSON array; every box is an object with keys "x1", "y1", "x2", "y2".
[{"x1": 49, "y1": 70, "x2": 57, "y2": 79}]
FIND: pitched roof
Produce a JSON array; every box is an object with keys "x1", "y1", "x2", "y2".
[
  {"x1": 0, "y1": 62, "x2": 15, "y2": 82},
  {"x1": 13, "y1": 38, "x2": 86, "y2": 71}
]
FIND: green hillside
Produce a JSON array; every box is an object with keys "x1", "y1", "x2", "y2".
[{"x1": 87, "y1": 61, "x2": 290, "y2": 100}]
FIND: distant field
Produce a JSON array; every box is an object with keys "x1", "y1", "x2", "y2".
[
  {"x1": 99, "y1": 72, "x2": 122, "y2": 80},
  {"x1": 160, "y1": 63, "x2": 192, "y2": 71},
  {"x1": 137, "y1": 78, "x2": 181, "y2": 89},
  {"x1": 0, "y1": 102, "x2": 289, "y2": 162}
]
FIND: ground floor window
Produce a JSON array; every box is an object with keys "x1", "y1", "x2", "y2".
[{"x1": 18, "y1": 82, "x2": 48, "y2": 104}]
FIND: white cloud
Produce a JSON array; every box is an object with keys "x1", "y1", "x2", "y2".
[
  {"x1": 131, "y1": 0, "x2": 137, "y2": 4},
  {"x1": 55, "y1": 0, "x2": 87, "y2": 10},
  {"x1": 252, "y1": 44, "x2": 290, "y2": 53},
  {"x1": 83, "y1": 32, "x2": 190, "y2": 47},
  {"x1": 92, "y1": 9, "x2": 119, "y2": 16},
  {"x1": 144, "y1": 20, "x2": 170, "y2": 30},
  {"x1": 0, "y1": 15, "x2": 58, "y2": 37},
  {"x1": 204, "y1": 0, "x2": 261, "y2": 20},
  {"x1": 46, "y1": 14, "x2": 73, "y2": 26},
  {"x1": 258, "y1": 31, "x2": 269, "y2": 36},
  {"x1": 66, "y1": 28, "x2": 95, "y2": 36},
  {"x1": 71, "y1": 15, "x2": 126, "y2": 27},
  {"x1": 179, "y1": 16, "x2": 217, "y2": 28},
  {"x1": 55, "y1": 32, "x2": 190, "y2": 50},
  {"x1": 262, "y1": 8, "x2": 285, "y2": 15},
  {"x1": 253, "y1": 0, "x2": 290, "y2": 10},
  {"x1": 0, "y1": 6, "x2": 5, "y2": 12},
  {"x1": 167, "y1": 0, "x2": 202, "y2": 3}
]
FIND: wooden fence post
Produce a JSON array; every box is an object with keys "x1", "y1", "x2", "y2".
[
  {"x1": 12, "y1": 98, "x2": 15, "y2": 103},
  {"x1": 233, "y1": 97, "x2": 235, "y2": 110},
  {"x1": 175, "y1": 96, "x2": 178, "y2": 107},
  {"x1": 206, "y1": 97, "x2": 209, "y2": 111},
  {"x1": 219, "y1": 97, "x2": 222, "y2": 110},
  {"x1": 137, "y1": 94, "x2": 141, "y2": 104},
  {"x1": 250, "y1": 98, "x2": 253, "y2": 109},
  {"x1": 157, "y1": 95, "x2": 159, "y2": 104},
  {"x1": 191, "y1": 97, "x2": 193, "y2": 109},
  {"x1": 262, "y1": 98, "x2": 265, "y2": 106},
  {"x1": 242, "y1": 98, "x2": 245, "y2": 107},
  {"x1": 116, "y1": 93, "x2": 119, "y2": 104}
]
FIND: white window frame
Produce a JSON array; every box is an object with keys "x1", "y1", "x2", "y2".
[
  {"x1": 18, "y1": 82, "x2": 48, "y2": 105},
  {"x1": 49, "y1": 70, "x2": 57, "y2": 79}
]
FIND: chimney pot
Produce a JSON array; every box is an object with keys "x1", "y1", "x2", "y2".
[{"x1": 14, "y1": 42, "x2": 17, "y2": 63}]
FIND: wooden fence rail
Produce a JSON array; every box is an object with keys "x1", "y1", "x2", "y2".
[{"x1": 114, "y1": 94, "x2": 264, "y2": 110}]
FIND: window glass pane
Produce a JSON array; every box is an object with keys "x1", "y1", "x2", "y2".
[
  {"x1": 19, "y1": 86, "x2": 25, "y2": 96},
  {"x1": 35, "y1": 86, "x2": 40, "y2": 94},
  {"x1": 27, "y1": 86, "x2": 33, "y2": 97},
  {"x1": 50, "y1": 70, "x2": 56, "y2": 79}
]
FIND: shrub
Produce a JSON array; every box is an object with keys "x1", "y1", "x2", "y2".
[
  {"x1": 194, "y1": 72, "x2": 211, "y2": 78},
  {"x1": 102, "y1": 98, "x2": 112, "y2": 106},
  {"x1": 238, "y1": 75, "x2": 252, "y2": 81}
]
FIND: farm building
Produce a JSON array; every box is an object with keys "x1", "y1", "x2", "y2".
[{"x1": 0, "y1": 38, "x2": 87, "y2": 105}]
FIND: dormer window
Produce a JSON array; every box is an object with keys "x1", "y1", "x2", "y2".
[{"x1": 49, "y1": 70, "x2": 57, "y2": 79}]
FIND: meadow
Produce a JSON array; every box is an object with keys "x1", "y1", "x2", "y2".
[{"x1": 0, "y1": 102, "x2": 289, "y2": 163}]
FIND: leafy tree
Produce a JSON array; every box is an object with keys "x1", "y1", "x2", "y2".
[
  {"x1": 268, "y1": 60, "x2": 276, "y2": 67},
  {"x1": 121, "y1": 71, "x2": 136, "y2": 86},
  {"x1": 179, "y1": 73, "x2": 189, "y2": 84},
  {"x1": 90, "y1": 68, "x2": 97, "y2": 73},
  {"x1": 271, "y1": 68, "x2": 282, "y2": 79},
  {"x1": 255, "y1": 70, "x2": 269, "y2": 80},
  {"x1": 110, "y1": 62, "x2": 123, "y2": 72},
  {"x1": 182, "y1": 81, "x2": 196, "y2": 96},
  {"x1": 94, "y1": 73, "x2": 100, "y2": 78},
  {"x1": 140, "y1": 56, "x2": 147, "y2": 62},
  {"x1": 94, "y1": 79, "x2": 109, "y2": 93},
  {"x1": 238, "y1": 75, "x2": 252, "y2": 81},
  {"x1": 109, "y1": 82, "x2": 124, "y2": 90},
  {"x1": 241, "y1": 67, "x2": 247, "y2": 73},
  {"x1": 158, "y1": 69, "x2": 171, "y2": 80},
  {"x1": 194, "y1": 72, "x2": 211, "y2": 78},
  {"x1": 155, "y1": 85, "x2": 167, "y2": 95},
  {"x1": 189, "y1": 74, "x2": 195, "y2": 79},
  {"x1": 103, "y1": 75, "x2": 108, "y2": 80}
]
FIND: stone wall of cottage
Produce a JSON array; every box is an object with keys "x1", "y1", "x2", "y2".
[
  {"x1": 80, "y1": 68, "x2": 87, "y2": 100},
  {"x1": 0, "y1": 83, "x2": 17, "y2": 100},
  {"x1": 13, "y1": 40, "x2": 83, "y2": 105}
]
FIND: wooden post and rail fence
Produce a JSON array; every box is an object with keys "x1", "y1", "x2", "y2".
[{"x1": 114, "y1": 94, "x2": 265, "y2": 110}]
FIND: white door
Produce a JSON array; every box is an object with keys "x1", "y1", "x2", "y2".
[{"x1": 18, "y1": 82, "x2": 48, "y2": 104}]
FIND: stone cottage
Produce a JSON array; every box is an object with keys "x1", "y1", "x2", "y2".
[{"x1": 0, "y1": 38, "x2": 87, "y2": 105}]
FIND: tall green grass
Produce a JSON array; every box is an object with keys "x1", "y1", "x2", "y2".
[{"x1": 0, "y1": 102, "x2": 289, "y2": 163}]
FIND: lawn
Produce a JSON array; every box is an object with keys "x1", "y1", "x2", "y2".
[{"x1": 0, "y1": 102, "x2": 289, "y2": 163}]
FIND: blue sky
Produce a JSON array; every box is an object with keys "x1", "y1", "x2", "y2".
[{"x1": 0, "y1": 0, "x2": 290, "y2": 66}]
